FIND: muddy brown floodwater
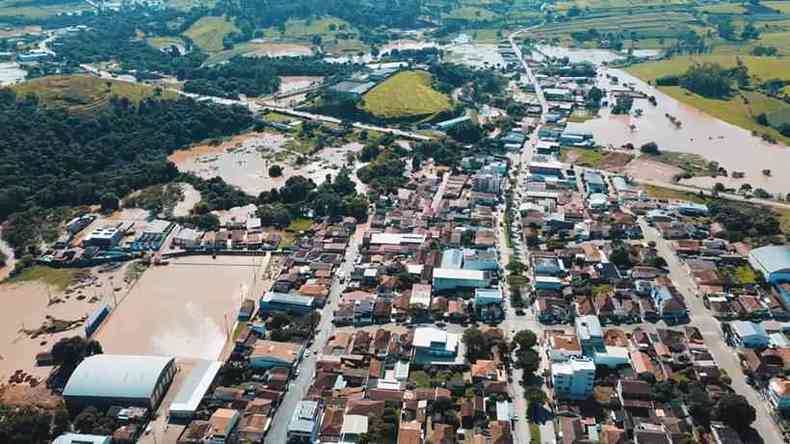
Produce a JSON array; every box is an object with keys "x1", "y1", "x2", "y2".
[
  {"x1": 96, "y1": 255, "x2": 270, "y2": 360},
  {"x1": 534, "y1": 44, "x2": 790, "y2": 194},
  {"x1": 574, "y1": 67, "x2": 790, "y2": 194}
]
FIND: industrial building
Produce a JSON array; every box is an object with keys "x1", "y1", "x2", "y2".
[
  {"x1": 259, "y1": 291, "x2": 315, "y2": 315},
  {"x1": 749, "y1": 245, "x2": 790, "y2": 284},
  {"x1": 168, "y1": 360, "x2": 222, "y2": 420},
  {"x1": 63, "y1": 354, "x2": 176, "y2": 411},
  {"x1": 432, "y1": 268, "x2": 490, "y2": 291}
]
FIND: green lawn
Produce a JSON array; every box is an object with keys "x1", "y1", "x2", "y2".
[
  {"x1": 10, "y1": 266, "x2": 75, "y2": 291},
  {"x1": 183, "y1": 16, "x2": 239, "y2": 53},
  {"x1": 734, "y1": 265, "x2": 758, "y2": 285},
  {"x1": 361, "y1": 70, "x2": 451, "y2": 120},
  {"x1": 13, "y1": 75, "x2": 176, "y2": 113},
  {"x1": 287, "y1": 218, "x2": 314, "y2": 232}
]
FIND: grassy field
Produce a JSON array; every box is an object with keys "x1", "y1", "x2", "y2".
[
  {"x1": 764, "y1": 1, "x2": 790, "y2": 14},
  {"x1": 535, "y1": 11, "x2": 697, "y2": 44},
  {"x1": 287, "y1": 218, "x2": 314, "y2": 232},
  {"x1": 658, "y1": 86, "x2": 790, "y2": 145},
  {"x1": 183, "y1": 16, "x2": 239, "y2": 53},
  {"x1": 13, "y1": 75, "x2": 176, "y2": 112},
  {"x1": 627, "y1": 55, "x2": 790, "y2": 82},
  {"x1": 0, "y1": 0, "x2": 87, "y2": 18},
  {"x1": 361, "y1": 70, "x2": 451, "y2": 120},
  {"x1": 444, "y1": 6, "x2": 498, "y2": 21},
  {"x1": 643, "y1": 184, "x2": 707, "y2": 203},
  {"x1": 10, "y1": 266, "x2": 75, "y2": 290},
  {"x1": 560, "y1": 148, "x2": 634, "y2": 169},
  {"x1": 649, "y1": 151, "x2": 715, "y2": 177},
  {"x1": 260, "y1": 16, "x2": 367, "y2": 56},
  {"x1": 147, "y1": 36, "x2": 185, "y2": 50}
]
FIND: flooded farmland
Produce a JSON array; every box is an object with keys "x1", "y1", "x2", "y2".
[
  {"x1": 579, "y1": 67, "x2": 790, "y2": 194},
  {"x1": 170, "y1": 132, "x2": 366, "y2": 196},
  {"x1": 533, "y1": 45, "x2": 790, "y2": 194}
]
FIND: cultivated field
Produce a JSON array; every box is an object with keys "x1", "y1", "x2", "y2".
[
  {"x1": 627, "y1": 55, "x2": 790, "y2": 83},
  {"x1": 13, "y1": 75, "x2": 176, "y2": 112},
  {"x1": 361, "y1": 70, "x2": 451, "y2": 120},
  {"x1": 183, "y1": 15, "x2": 239, "y2": 53}
]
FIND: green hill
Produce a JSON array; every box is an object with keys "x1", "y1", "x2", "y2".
[
  {"x1": 361, "y1": 70, "x2": 451, "y2": 120},
  {"x1": 13, "y1": 75, "x2": 175, "y2": 113}
]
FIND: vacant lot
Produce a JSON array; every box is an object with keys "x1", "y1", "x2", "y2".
[
  {"x1": 183, "y1": 16, "x2": 239, "y2": 53},
  {"x1": 362, "y1": 70, "x2": 451, "y2": 120},
  {"x1": 560, "y1": 148, "x2": 633, "y2": 170},
  {"x1": 13, "y1": 75, "x2": 175, "y2": 112}
]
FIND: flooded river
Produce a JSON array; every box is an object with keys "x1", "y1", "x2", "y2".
[
  {"x1": 534, "y1": 46, "x2": 790, "y2": 194},
  {"x1": 580, "y1": 68, "x2": 790, "y2": 193}
]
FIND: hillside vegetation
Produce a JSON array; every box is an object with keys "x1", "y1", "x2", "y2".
[
  {"x1": 13, "y1": 75, "x2": 176, "y2": 112},
  {"x1": 361, "y1": 70, "x2": 451, "y2": 120},
  {"x1": 183, "y1": 16, "x2": 239, "y2": 52}
]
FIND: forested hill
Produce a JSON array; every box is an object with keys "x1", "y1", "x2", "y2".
[
  {"x1": 0, "y1": 89, "x2": 253, "y2": 221},
  {"x1": 216, "y1": 0, "x2": 424, "y2": 32}
]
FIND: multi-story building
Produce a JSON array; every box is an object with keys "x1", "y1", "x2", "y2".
[{"x1": 551, "y1": 357, "x2": 595, "y2": 400}]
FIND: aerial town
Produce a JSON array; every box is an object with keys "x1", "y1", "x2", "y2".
[{"x1": 3, "y1": 1, "x2": 790, "y2": 444}]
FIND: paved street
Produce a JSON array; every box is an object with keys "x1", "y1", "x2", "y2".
[
  {"x1": 640, "y1": 220, "x2": 786, "y2": 444},
  {"x1": 266, "y1": 226, "x2": 365, "y2": 443}
]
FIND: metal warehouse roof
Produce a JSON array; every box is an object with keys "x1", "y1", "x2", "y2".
[
  {"x1": 64, "y1": 354, "x2": 174, "y2": 400},
  {"x1": 750, "y1": 245, "x2": 790, "y2": 275}
]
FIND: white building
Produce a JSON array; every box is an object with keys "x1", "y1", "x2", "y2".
[{"x1": 551, "y1": 357, "x2": 595, "y2": 400}]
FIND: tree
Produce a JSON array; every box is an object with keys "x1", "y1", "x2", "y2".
[
  {"x1": 506, "y1": 260, "x2": 527, "y2": 275},
  {"x1": 0, "y1": 405, "x2": 53, "y2": 444},
  {"x1": 687, "y1": 383, "x2": 713, "y2": 426},
  {"x1": 447, "y1": 121, "x2": 484, "y2": 144},
  {"x1": 609, "y1": 245, "x2": 632, "y2": 268},
  {"x1": 586, "y1": 86, "x2": 604, "y2": 109},
  {"x1": 524, "y1": 387, "x2": 547, "y2": 417},
  {"x1": 257, "y1": 203, "x2": 293, "y2": 227},
  {"x1": 462, "y1": 327, "x2": 489, "y2": 361},
  {"x1": 280, "y1": 176, "x2": 316, "y2": 204},
  {"x1": 51, "y1": 336, "x2": 103, "y2": 373},
  {"x1": 640, "y1": 142, "x2": 660, "y2": 155},
  {"x1": 100, "y1": 193, "x2": 119, "y2": 212},
  {"x1": 513, "y1": 330, "x2": 537, "y2": 350},
  {"x1": 714, "y1": 393, "x2": 756, "y2": 431},
  {"x1": 268, "y1": 164, "x2": 283, "y2": 177},
  {"x1": 332, "y1": 166, "x2": 356, "y2": 196}
]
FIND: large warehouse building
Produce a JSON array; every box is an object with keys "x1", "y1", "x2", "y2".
[
  {"x1": 749, "y1": 245, "x2": 790, "y2": 284},
  {"x1": 63, "y1": 354, "x2": 176, "y2": 412}
]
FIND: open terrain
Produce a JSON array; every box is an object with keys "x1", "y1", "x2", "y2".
[
  {"x1": 13, "y1": 75, "x2": 176, "y2": 112},
  {"x1": 361, "y1": 70, "x2": 451, "y2": 120},
  {"x1": 182, "y1": 15, "x2": 239, "y2": 53}
]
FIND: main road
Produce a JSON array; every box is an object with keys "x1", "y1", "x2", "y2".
[
  {"x1": 640, "y1": 219, "x2": 785, "y2": 444},
  {"x1": 265, "y1": 223, "x2": 367, "y2": 443},
  {"x1": 499, "y1": 26, "x2": 556, "y2": 444}
]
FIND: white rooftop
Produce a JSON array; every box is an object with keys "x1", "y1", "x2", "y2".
[{"x1": 413, "y1": 327, "x2": 459, "y2": 353}]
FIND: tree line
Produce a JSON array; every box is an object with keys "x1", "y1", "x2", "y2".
[{"x1": 0, "y1": 89, "x2": 253, "y2": 257}]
